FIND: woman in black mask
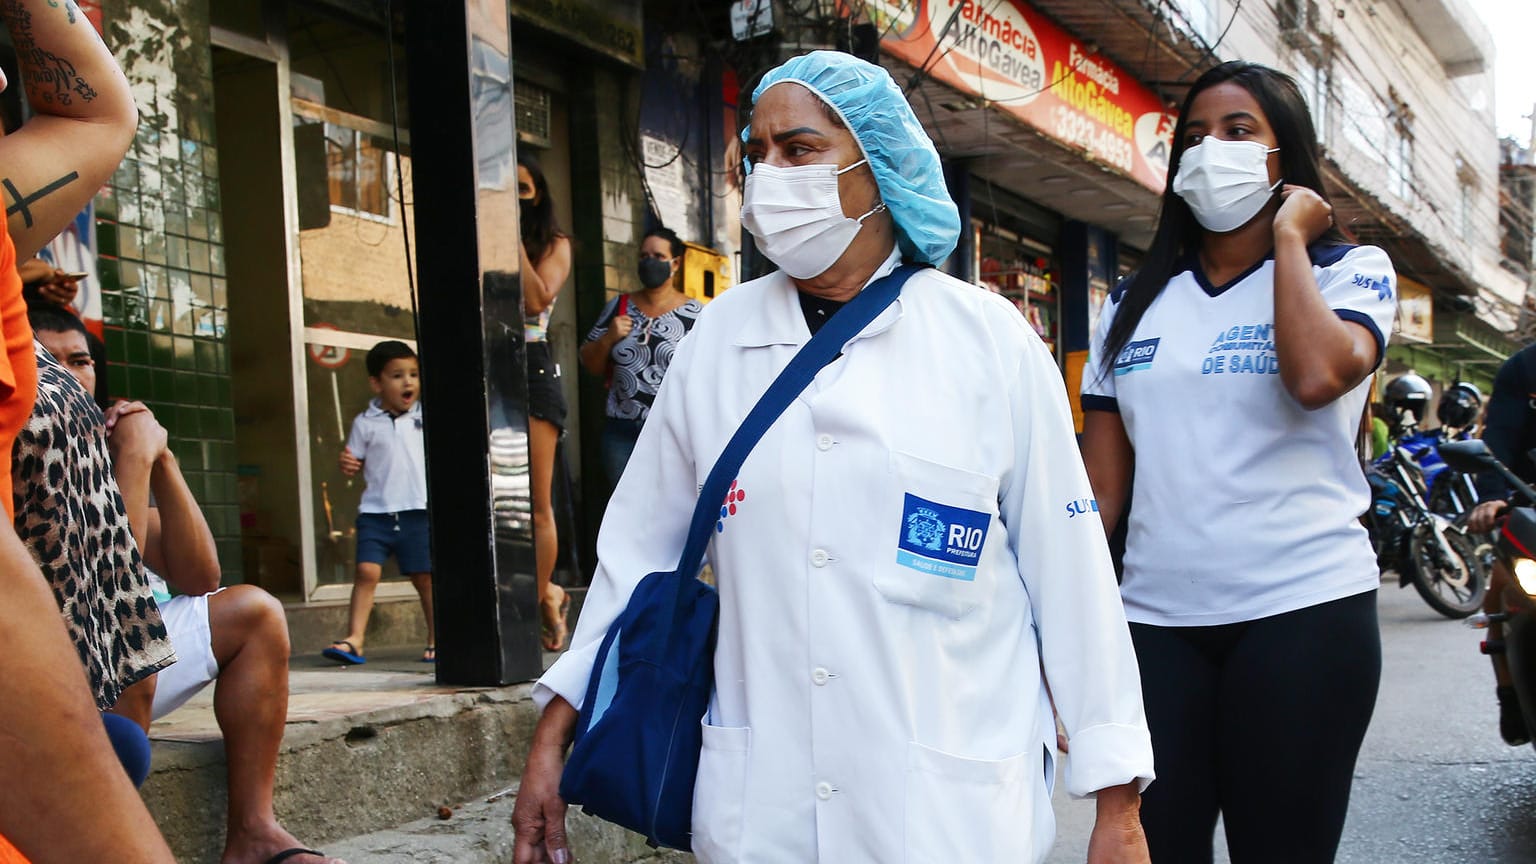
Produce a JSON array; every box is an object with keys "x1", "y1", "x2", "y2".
[
  {"x1": 580, "y1": 226, "x2": 703, "y2": 488},
  {"x1": 516, "y1": 151, "x2": 574, "y2": 652}
]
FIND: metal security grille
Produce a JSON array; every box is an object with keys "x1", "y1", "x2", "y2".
[{"x1": 515, "y1": 82, "x2": 552, "y2": 148}]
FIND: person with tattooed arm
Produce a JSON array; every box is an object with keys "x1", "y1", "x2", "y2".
[{"x1": 0, "y1": 2, "x2": 165, "y2": 863}]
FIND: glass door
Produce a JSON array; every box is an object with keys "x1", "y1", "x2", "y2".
[{"x1": 291, "y1": 94, "x2": 420, "y2": 598}]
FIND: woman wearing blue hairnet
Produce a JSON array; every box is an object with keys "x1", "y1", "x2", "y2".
[{"x1": 512, "y1": 51, "x2": 1154, "y2": 864}]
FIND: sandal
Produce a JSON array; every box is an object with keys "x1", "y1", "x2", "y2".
[
  {"x1": 263, "y1": 849, "x2": 337, "y2": 864},
  {"x1": 541, "y1": 588, "x2": 571, "y2": 652},
  {"x1": 321, "y1": 639, "x2": 366, "y2": 665},
  {"x1": 421, "y1": 645, "x2": 437, "y2": 663}
]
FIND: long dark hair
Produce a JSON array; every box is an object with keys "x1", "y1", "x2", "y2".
[
  {"x1": 518, "y1": 151, "x2": 566, "y2": 265},
  {"x1": 1099, "y1": 61, "x2": 1343, "y2": 378}
]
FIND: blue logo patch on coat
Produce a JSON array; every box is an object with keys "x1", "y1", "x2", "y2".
[
  {"x1": 896, "y1": 494, "x2": 990, "y2": 581},
  {"x1": 1113, "y1": 338, "x2": 1161, "y2": 376}
]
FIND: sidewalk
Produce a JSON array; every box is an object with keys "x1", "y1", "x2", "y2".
[
  {"x1": 327, "y1": 792, "x2": 690, "y2": 864},
  {"x1": 150, "y1": 647, "x2": 463, "y2": 747}
]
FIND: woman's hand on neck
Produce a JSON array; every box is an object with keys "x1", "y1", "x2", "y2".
[{"x1": 791, "y1": 214, "x2": 898, "y2": 301}]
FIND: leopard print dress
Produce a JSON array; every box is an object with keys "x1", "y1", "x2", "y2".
[{"x1": 13, "y1": 343, "x2": 174, "y2": 710}]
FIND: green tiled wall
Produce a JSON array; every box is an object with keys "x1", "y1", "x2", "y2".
[{"x1": 99, "y1": 0, "x2": 241, "y2": 582}]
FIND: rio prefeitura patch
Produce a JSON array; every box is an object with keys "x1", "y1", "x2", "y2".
[{"x1": 896, "y1": 493, "x2": 990, "y2": 581}]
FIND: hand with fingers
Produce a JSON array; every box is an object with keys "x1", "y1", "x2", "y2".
[
  {"x1": 338, "y1": 447, "x2": 363, "y2": 477},
  {"x1": 103, "y1": 399, "x2": 152, "y2": 436},
  {"x1": 1469, "y1": 499, "x2": 1510, "y2": 534},
  {"x1": 1086, "y1": 783, "x2": 1150, "y2": 864},
  {"x1": 37, "y1": 274, "x2": 80, "y2": 307},
  {"x1": 512, "y1": 741, "x2": 573, "y2": 864},
  {"x1": 609, "y1": 313, "x2": 634, "y2": 342},
  {"x1": 1273, "y1": 183, "x2": 1335, "y2": 247},
  {"x1": 106, "y1": 406, "x2": 169, "y2": 468}
]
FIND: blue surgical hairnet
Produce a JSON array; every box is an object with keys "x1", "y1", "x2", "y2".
[{"x1": 744, "y1": 51, "x2": 960, "y2": 267}]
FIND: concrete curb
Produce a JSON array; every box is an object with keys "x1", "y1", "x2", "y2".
[{"x1": 143, "y1": 684, "x2": 538, "y2": 862}]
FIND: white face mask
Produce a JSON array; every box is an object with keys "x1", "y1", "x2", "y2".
[
  {"x1": 1172, "y1": 137, "x2": 1281, "y2": 233},
  {"x1": 740, "y1": 159, "x2": 887, "y2": 279}
]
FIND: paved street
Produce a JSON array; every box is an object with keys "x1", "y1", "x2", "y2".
[{"x1": 1047, "y1": 580, "x2": 1536, "y2": 863}]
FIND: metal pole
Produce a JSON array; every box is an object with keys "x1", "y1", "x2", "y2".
[{"x1": 405, "y1": 0, "x2": 542, "y2": 685}]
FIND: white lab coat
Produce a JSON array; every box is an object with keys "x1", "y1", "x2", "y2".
[{"x1": 536, "y1": 255, "x2": 1154, "y2": 863}]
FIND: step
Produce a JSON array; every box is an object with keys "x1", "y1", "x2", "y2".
[
  {"x1": 139, "y1": 642, "x2": 647, "y2": 864},
  {"x1": 280, "y1": 596, "x2": 432, "y2": 655},
  {"x1": 279, "y1": 584, "x2": 589, "y2": 655}
]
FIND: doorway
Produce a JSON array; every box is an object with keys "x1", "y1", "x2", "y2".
[
  {"x1": 215, "y1": 8, "x2": 422, "y2": 604},
  {"x1": 215, "y1": 41, "x2": 307, "y2": 598}
]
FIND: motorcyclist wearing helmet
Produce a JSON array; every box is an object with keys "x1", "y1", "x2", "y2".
[
  {"x1": 1468, "y1": 345, "x2": 1536, "y2": 745},
  {"x1": 1365, "y1": 375, "x2": 1434, "y2": 506},
  {"x1": 1438, "y1": 382, "x2": 1483, "y2": 434},
  {"x1": 1383, "y1": 373, "x2": 1433, "y2": 436}
]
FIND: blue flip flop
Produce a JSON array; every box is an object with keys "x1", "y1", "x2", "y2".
[{"x1": 321, "y1": 639, "x2": 366, "y2": 665}]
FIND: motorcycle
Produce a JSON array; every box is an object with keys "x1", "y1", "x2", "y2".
[
  {"x1": 1438, "y1": 438, "x2": 1536, "y2": 751},
  {"x1": 1399, "y1": 424, "x2": 1498, "y2": 581},
  {"x1": 1365, "y1": 424, "x2": 1487, "y2": 618},
  {"x1": 1399, "y1": 426, "x2": 1485, "y2": 519}
]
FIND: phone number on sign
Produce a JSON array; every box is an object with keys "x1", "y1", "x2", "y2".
[{"x1": 1051, "y1": 106, "x2": 1134, "y2": 174}]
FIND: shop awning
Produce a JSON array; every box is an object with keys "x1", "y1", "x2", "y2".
[
  {"x1": 878, "y1": 0, "x2": 1186, "y2": 248},
  {"x1": 1430, "y1": 308, "x2": 1521, "y2": 361},
  {"x1": 1390, "y1": 307, "x2": 1519, "y2": 391},
  {"x1": 1021, "y1": 0, "x2": 1211, "y2": 106},
  {"x1": 900, "y1": 72, "x2": 1164, "y2": 246}
]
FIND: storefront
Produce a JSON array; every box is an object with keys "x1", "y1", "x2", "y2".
[
  {"x1": 971, "y1": 182, "x2": 1063, "y2": 359},
  {"x1": 195, "y1": 0, "x2": 656, "y2": 601}
]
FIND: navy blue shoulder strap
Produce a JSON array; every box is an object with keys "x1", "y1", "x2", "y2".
[{"x1": 673, "y1": 264, "x2": 922, "y2": 583}]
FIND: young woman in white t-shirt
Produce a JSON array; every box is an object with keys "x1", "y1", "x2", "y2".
[{"x1": 1080, "y1": 61, "x2": 1397, "y2": 863}]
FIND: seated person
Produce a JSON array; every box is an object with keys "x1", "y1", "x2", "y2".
[
  {"x1": 13, "y1": 320, "x2": 175, "y2": 716},
  {"x1": 29, "y1": 307, "x2": 345, "y2": 864}
]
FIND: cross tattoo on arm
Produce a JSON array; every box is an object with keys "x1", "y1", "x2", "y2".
[{"x1": 4, "y1": 171, "x2": 78, "y2": 228}]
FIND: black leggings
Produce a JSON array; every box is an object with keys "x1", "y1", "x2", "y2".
[{"x1": 1131, "y1": 590, "x2": 1381, "y2": 864}]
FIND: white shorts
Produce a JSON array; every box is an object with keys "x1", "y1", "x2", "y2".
[{"x1": 150, "y1": 590, "x2": 224, "y2": 720}]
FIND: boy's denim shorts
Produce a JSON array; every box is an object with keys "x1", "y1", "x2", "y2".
[{"x1": 356, "y1": 509, "x2": 432, "y2": 573}]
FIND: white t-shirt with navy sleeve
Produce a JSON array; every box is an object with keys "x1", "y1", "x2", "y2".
[{"x1": 1082, "y1": 243, "x2": 1398, "y2": 626}]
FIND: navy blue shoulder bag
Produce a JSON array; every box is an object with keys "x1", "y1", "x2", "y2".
[{"x1": 559, "y1": 264, "x2": 921, "y2": 849}]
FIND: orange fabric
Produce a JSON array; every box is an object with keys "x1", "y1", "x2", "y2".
[
  {"x1": 0, "y1": 228, "x2": 36, "y2": 521},
  {"x1": 0, "y1": 834, "x2": 30, "y2": 864}
]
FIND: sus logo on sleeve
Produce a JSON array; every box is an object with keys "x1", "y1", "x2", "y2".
[{"x1": 1352, "y1": 273, "x2": 1392, "y2": 301}]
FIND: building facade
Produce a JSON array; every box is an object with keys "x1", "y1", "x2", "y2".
[
  {"x1": 755, "y1": 0, "x2": 1528, "y2": 399},
  {"x1": 1207, "y1": 0, "x2": 1524, "y2": 390},
  {"x1": 41, "y1": 0, "x2": 746, "y2": 603},
  {"x1": 28, "y1": 0, "x2": 1528, "y2": 604}
]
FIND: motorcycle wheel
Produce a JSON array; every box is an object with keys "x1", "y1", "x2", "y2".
[{"x1": 1406, "y1": 522, "x2": 1487, "y2": 618}]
